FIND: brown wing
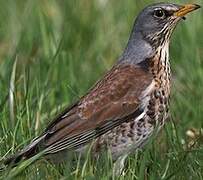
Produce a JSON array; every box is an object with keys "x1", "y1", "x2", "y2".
[
  {"x1": 3, "y1": 63, "x2": 153, "y2": 167},
  {"x1": 38, "y1": 63, "x2": 152, "y2": 154}
]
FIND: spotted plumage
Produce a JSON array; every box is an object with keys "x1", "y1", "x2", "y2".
[
  {"x1": 3, "y1": 3, "x2": 200, "y2": 174},
  {"x1": 93, "y1": 42, "x2": 172, "y2": 161}
]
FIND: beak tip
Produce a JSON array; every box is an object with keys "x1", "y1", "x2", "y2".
[
  {"x1": 175, "y1": 4, "x2": 201, "y2": 17},
  {"x1": 194, "y1": 4, "x2": 201, "y2": 10}
]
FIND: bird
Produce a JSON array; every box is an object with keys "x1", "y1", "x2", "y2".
[{"x1": 2, "y1": 2, "x2": 200, "y2": 174}]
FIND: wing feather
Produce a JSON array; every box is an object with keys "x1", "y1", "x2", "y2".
[
  {"x1": 5, "y1": 63, "x2": 152, "y2": 164},
  {"x1": 38, "y1": 64, "x2": 152, "y2": 154},
  {"x1": 44, "y1": 107, "x2": 144, "y2": 154}
]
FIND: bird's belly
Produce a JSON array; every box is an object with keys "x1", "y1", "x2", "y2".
[
  {"x1": 93, "y1": 88, "x2": 170, "y2": 160},
  {"x1": 93, "y1": 116, "x2": 154, "y2": 160}
]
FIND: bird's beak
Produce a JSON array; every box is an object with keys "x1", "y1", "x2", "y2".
[{"x1": 174, "y1": 4, "x2": 201, "y2": 17}]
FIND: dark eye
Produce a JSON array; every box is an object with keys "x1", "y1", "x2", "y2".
[{"x1": 154, "y1": 9, "x2": 165, "y2": 18}]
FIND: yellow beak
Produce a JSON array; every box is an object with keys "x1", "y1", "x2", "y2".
[{"x1": 174, "y1": 4, "x2": 201, "y2": 17}]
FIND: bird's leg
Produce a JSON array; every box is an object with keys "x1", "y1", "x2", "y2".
[{"x1": 112, "y1": 154, "x2": 128, "y2": 178}]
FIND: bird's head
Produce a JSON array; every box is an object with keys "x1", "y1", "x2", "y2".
[
  {"x1": 133, "y1": 3, "x2": 200, "y2": 47},
  {"x1": 121, "y1": 3, "x2": 200, "y2": 63}
]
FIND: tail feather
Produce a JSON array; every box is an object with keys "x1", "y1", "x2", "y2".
[
  {"x1": 3, "y1": 135, "x2": 46, "y2": 168},
  {"x1": 3, "y1": 147, "x2": 37, "y2": 167}
]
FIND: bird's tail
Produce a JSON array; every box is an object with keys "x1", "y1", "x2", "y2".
[{"x1": 1, "y1": 135, "x2": 46, "y2": 169}]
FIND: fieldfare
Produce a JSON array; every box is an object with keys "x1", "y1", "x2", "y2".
[{"x1": 3, "y1": 2, "x2": 200, "y2": 174}]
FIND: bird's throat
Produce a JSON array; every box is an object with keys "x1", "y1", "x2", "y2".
[{"x1": 150, "y1": 41, "x2": 171, "y2": 88}]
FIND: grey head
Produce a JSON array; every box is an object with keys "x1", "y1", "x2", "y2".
[{"x1": 120, "y1": 3, "x2": 200, "y2": 64}]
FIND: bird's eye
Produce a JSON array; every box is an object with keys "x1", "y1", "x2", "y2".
[{"x1": 154, "y1": 9, "x2": 165, "y2": 18}]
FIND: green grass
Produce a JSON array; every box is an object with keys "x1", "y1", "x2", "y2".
[{"x1": 0, "y1": 0, "x2": 203, "y2": 179}]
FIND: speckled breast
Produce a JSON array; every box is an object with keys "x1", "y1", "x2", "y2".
[{"x1": 147, "y1": 45, "x2": 171, "y2": 126}]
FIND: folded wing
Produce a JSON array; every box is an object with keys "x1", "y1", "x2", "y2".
[
  {"x1": 4, "y1": 63, "x2": 152, "y2": 166},
  {"x1": 42, "y1": 64, "x2": 152, "y2": 154}
]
